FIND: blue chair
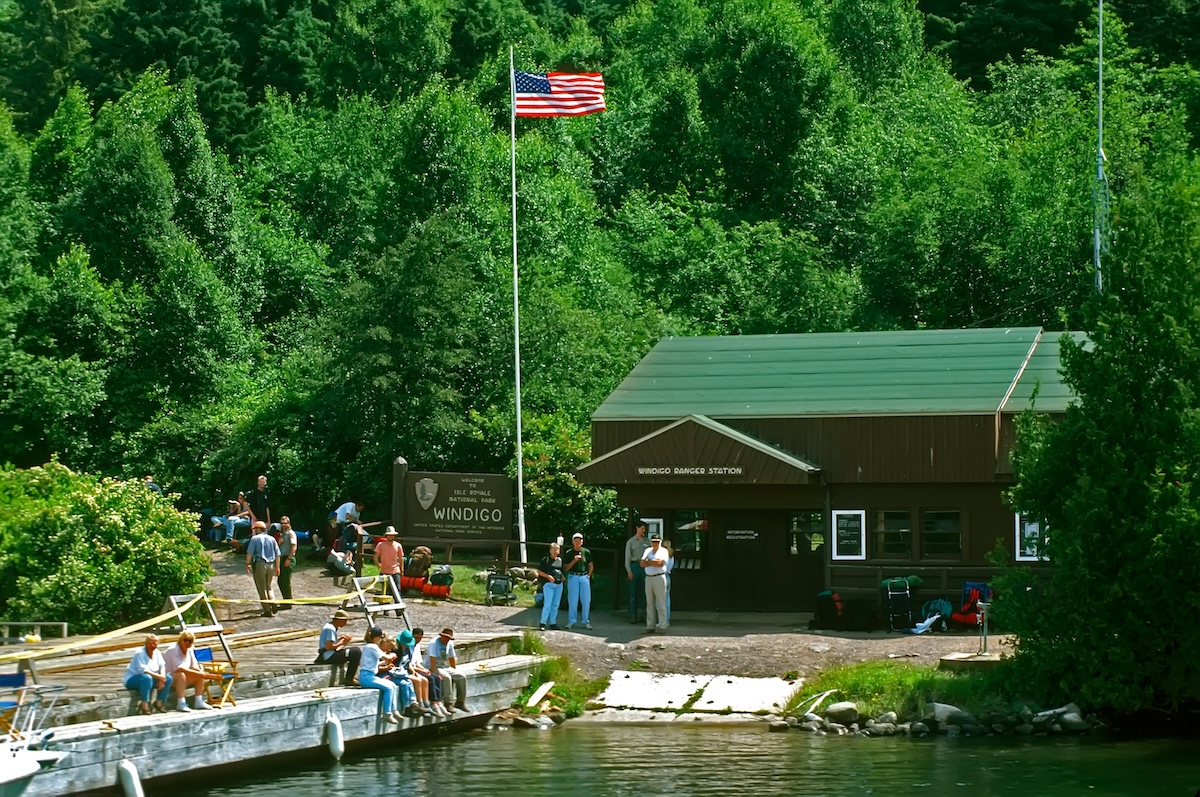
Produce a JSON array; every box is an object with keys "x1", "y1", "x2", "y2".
[
  {"x1": 194, "y1": 648, "x2": 238, "y2": 708},
  {"x1": 0, "y1": 672, "x2": 27, "y2": 738}
]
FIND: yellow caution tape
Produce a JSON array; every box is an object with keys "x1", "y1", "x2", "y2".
[
  {"x1": 0, "y1": 593, "x2": 206, "y2": 664},
  {"x1": 207, "y1": 586, "x2": 370, "y2": 606}
]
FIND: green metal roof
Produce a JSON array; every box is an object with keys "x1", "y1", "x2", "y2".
[
  {"x1": 1002, "y1": 330, "x2": 1088, "y2": 414},
  {"x1": 592, "y1": 327, "x2": 1080, "y2": 421}
]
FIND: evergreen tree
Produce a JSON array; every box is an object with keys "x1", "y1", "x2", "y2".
[{"x1": 1002, "y1": 152, "x2": 1200, "y2": 713}]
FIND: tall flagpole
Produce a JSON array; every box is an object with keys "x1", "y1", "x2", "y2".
[
  {"x1": 509, "y1": 46, "x2": 529, "y2": 564},
  {"x1": 1093, "y1": 0, "x2": 1108, "y2": 294}
]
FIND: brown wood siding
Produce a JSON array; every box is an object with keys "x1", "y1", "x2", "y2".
[
  {"x1": 593, "y1": 415, "x2": 1001, "y2": 483},
  {"x1": 609, "y1": 481, "x2": 1033, "y2": 613},
  {"x1": 580, "y1": 417, "x2": 816, "y2": 485}
]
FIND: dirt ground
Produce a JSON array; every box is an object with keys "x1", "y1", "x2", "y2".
[{"x1": 206, "y1": 547, "x2": 1010, "y2": 681}]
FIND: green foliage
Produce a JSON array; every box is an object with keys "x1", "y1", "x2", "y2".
[
  {"x1": 791, "y1": 660, "x2": 1017, "y2": 720},
  {"x1": 0, "y1": 0, "x2": 1196, "y2": 583},
  {"x1": 508, "y1": 629, "x2": 547, "y2": 655},
  {"x1": 515, "y1": 656, "x2": 607, "y2": 717},
  {"x1": 0, "y1": 461, "x2": 210, "y2": 633},
  {"x1": 1001, "y1": 156, "x2": 1200, "y2": 714}
]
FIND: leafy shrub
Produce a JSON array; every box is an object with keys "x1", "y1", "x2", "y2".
[{"x1": 0, "y1": 461, "x2": 211, "y2": 633}]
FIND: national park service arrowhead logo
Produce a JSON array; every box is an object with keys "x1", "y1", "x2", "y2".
[{"x1": 415, "y1": 478, "x2": 439, "y2": 510}]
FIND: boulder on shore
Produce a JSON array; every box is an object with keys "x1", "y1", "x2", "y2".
[{"x1": 825, "y1": 701, "x2": 859, "y2": 724}]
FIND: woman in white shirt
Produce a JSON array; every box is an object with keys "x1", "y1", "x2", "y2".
[
  {"x1": 123, "y1": 634, "x2": 173, "y2": 714},
  {"x1": 358, "y1": 627, "x2": 401, "y2": 724}
]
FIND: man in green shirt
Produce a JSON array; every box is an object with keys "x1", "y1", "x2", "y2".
[{"x1": 565, "y1": 532, "x2": 593, "y2": 630}]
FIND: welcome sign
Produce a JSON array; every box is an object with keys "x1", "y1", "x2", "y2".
[{"x1": 404, "y1": 471, "x2": 514, "y2": 539}]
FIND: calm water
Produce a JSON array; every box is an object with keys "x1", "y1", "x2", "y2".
[{"x1": 178, "y1": 725, "x2": 1199, "y2": 797}]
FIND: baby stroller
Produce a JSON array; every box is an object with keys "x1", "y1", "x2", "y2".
[{"x1": 484, "y1": 572, "x2": 517, "y2": 606}]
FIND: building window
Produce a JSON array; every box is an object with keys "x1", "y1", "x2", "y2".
[
  {"x1": 920, "y1": 510, "x2": 961, "y2": 559},
  {"x1": 873, "y1": 510, "x2": 912, "y2": 558},
  {"x1": 788, "y1": 511, "x2": 824, "y2": 556},
  {"x1": 671, "y1": 510, "x2": 706, "y2": 570},
  {"x1": 1014, "y1": 513, "x2": 1049, "y2": 562},
  {"x1": 832, "y1": 510, "x2": 866, "y2": 561}
]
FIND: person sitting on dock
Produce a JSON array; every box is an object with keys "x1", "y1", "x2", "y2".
[
  {"x1": 381, "y1": 631, "x2": 429, "y2": 717},
  {"x1": 359, "y1": 627, "x2": 401, "y2": 724},
  {"x1": 395, "y1": 629, "x2": 441, "y2": 717},
  {"x1": 410, "y1": 628, "x2": 449, "y2": 716},
  {"x1": 163, "y1": 632, "x2": 221, "y2": 712},
  {"x1": 425, "y1": 627, "x2": 469, "y2": 713},
  {"x1": 315, "y1": 609, "x2": 362, "y2": 685},
  {"x1": 123, "y1": 634, "x2": 173, "y2": 714}
]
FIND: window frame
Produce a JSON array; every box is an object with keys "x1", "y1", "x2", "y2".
[
  {"x1": 788, "y1": 510, "x2": 825, "y2": 556},
  {"x1": 1014, "y1": 513, "x2": 1049, "y2": 562},
  {"x1": 919, "y1": 508, "x2": 963, "y2": 561},
  {"x1": 872, "y1": 508, "x2": 913, "y2": 559}
]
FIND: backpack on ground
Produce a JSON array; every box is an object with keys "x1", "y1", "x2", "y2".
[
  {"x1": 428, "y1": 564, "x2": 454, "y2": 586},
  {"x1": 809, "y1": 590, "x2": 844, "y2": 630},
  {"x1": 406, "y1": 546, "x2": 433, "y2": 578}
]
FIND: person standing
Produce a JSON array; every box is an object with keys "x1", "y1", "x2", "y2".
[
  {"x1": 123, "y1": 634, "x2": 173, "y2": 714},
  {"x1": 663, "y1": 539, "x2": 675, "y2": 623},
  {"x1": 641, "y1": 533, "x2": 670, "y2": 633},
  {"x1": 248, "y1": 475, "x2": 271, "y2": 528},
  {"x1": 373, "y1": 527, "x2": 405, "y2": 608},
  {"x1": 245, "y1": 521, "x2": 281, "y2": 617},
  {"x1": 565, "y1": 532, "x2": 593, "y2": 630},
  {"x1": 424, "y1": 627, "x2": 469, "y2": 713},
  {"x1": 277, "y1": 516, "x2": 298, "y2": 609},
  {"x1": 624, "y1": 523, "x2": 650, "y2": 624},
  {"x1": 537, "y1": 542, "x2": 565, "y2": 631},
  {"x1": 314, "y1": 609, "x2": 362, "y2": 686}
]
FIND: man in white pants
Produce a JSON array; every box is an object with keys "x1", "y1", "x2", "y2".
[{"x1": 641, "y1": 533, "x2": 670, "y2": 633}]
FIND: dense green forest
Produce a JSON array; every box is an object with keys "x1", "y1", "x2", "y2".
[{"x1": 1, "y1": 0, "x2": 1198, "y2": 547}]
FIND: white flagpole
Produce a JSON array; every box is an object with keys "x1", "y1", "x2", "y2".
[{"x1": 510, "y1": 46, "x2": 529, "y2": 564}]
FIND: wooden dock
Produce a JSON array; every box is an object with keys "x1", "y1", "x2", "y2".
[{"x1": 13, "y1": 631, "x2": 543, "y2": 795}]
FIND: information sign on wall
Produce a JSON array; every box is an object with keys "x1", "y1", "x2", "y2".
[
  {"x1": 832, "y1": 510, "x2": 866, "y2": 560},
  {"x1": 725, "y1": 529, "x2": 759, "y2": 541},
  {"x1": 404, "y1": 471, "x2": 513, "y2": 540}
]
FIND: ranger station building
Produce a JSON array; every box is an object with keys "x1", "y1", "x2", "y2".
[{"x1": 576, "y1": 327, "x2": 1078, "y2": 612}]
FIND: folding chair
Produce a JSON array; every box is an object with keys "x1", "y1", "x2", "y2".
[
  {"x1": 0, "y1": 673, "x2": 27, "y2": 739},
  {"x1": 194, "y1": 647, "x2": 238, "y2": 708}
]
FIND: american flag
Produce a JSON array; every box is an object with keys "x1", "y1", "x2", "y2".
[{"x1": 513, "y1": 70, "x2": 606, "y2": 117}]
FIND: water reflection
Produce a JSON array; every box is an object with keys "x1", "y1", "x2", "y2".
[{"x1": 181, "y1": 725, "x2": 1200, "y2": 797}]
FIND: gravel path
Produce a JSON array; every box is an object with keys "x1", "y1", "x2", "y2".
[{"x1": 206, "y1": 549, "x2": 1010, "y2": 681}]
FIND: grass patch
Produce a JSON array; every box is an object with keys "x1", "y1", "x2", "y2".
[
  {"x1": 446, "y1": 565, "x2": 538, "y2": 606},
  {"x1": 357, "y1": 562, "x2": 538, "y2": 607},
  {"x1": 514, "y1": 657, "x2": 608, "y2": 718},
  {"x1": 680, "y1": 687, "x2": 704, "y2": 712},
  {"x1": 788, "y1": 660, "x2": 1017, "y2": 721},
  {"x1": 508, "y1": 629, "x2": 547, "y2": 656}
]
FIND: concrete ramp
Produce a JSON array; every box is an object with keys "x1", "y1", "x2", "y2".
[
  {"x1": 593, "y1": 671, "x2": 801, "y2": 715},
  {"x1": 596, "y1": 671, "x2": 711, "y2": 711},
  {"x1": 691, "y1": 675, "x2": 800, "y2": 714}
]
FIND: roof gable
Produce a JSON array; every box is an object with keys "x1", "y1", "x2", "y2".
[{"x1": 576, "y1": 415, "x2": 819, "y2": 485}]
